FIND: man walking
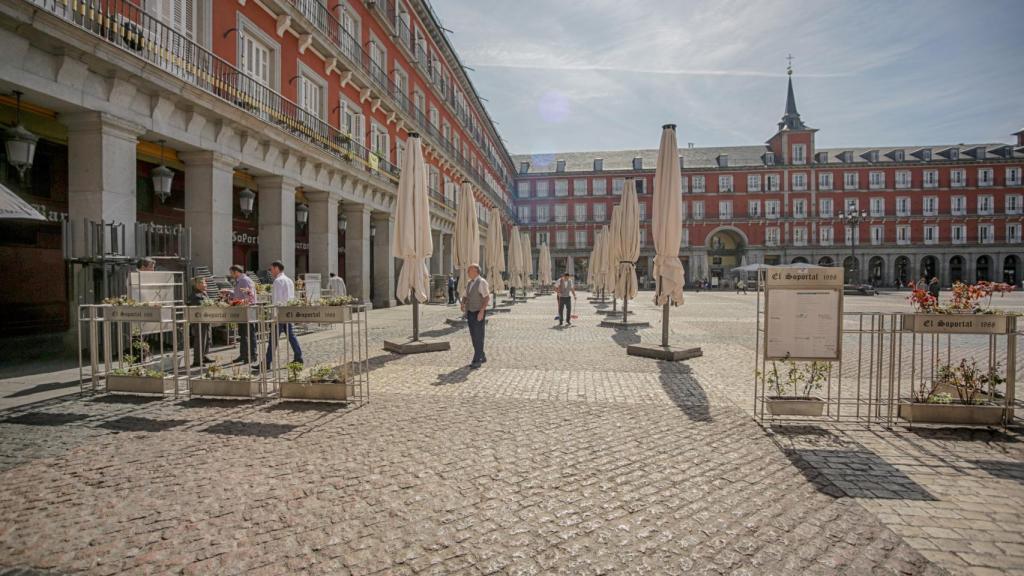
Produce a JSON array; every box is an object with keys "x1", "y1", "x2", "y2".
[
  {"x1": 226, "y1": 265, "x2": 257, "y2": 363},
  {"x1": 460, "y1": 264, "x2": 489, "y2": 369},
  {"x1": 262, "y1": 260, "x2": 303, "y2": 370},
  {"x1": 447, "y1": 273, "x2": 457, "y2": 305},
  {"x1": 328, "y1": 272, "x2": 347, "y2": 298},
  {"x1": 556, "y1": 272, "x2": 576, "y2": 326}
]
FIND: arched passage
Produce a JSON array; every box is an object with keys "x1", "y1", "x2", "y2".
[
  {"x1": 706, "y1": 228, "x2": 747, "y2": 285},
  {"x1": 894, "y1": 256, "x2": 911, "y2": 287},
  {"x1": 818, "y1": 256, "x2": 835, "y2": 267},
  {"x1": 1002, "y1": 255, "x2": 1020, "y2": 285},
  {"x1": 920, "y1": 256, "x2": 939, "y2": 282},
  {"x1": 868, "y1": 256, "x2": 885, "y2": 286},
  {"x1": 976, "y1": 256, "x2": 992, "y2": 282},
  {"x1": 791, "y1": 256, "x2": 809, "y2": 264},
  {"x1": 949, "y1": 256, "x2": 965, "y2": 285},
  {"x1": 843, "y1": 256, "x2": 860, "y2": 284}
]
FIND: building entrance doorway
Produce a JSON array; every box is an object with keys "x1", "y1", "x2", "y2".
[{"x1": 707, "y1": 229, "x2": 746, "y2": 286}]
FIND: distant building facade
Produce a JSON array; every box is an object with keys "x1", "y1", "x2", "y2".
[{"x1": 513, "y1": 73, "x2": 1024, "y2": 288}]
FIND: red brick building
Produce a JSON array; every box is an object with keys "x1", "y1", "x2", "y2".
[{"x1": 512, "y1": 72, "x2": 1023, "y2": 288}]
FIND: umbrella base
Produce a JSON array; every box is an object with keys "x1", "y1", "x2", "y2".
[
  {"x1": 501, "y1": 299, "x2": 518, "y2": 306},
  {"x1": 599, "y1": 319, "x2": 651, "y2": 329},
  {"x1": 444, "y1": 317, "x2": 468, "y2": 327},
  {"x1": 383, "y1": 339, "x2": 451, "y2": 355},
  {"x1": 626, "y1": 344, "x2": 703, "y2": 362},
  {"x1": 488, "y1": 306, "x2": 512, "y2": 313},
  {"x1": 596, "y1": 309, "x2": 633, "y2": 316}
]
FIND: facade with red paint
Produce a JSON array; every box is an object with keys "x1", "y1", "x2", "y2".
[{"x1": 513, "y1": 75, "x2": 1024, "y2": 289}]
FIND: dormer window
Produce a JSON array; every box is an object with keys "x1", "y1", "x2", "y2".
[
  {"x1": 920, "y1": 149, "x2": 932, "y2": 161},
  {"x1": 838, "y1": 151, "x2": 853, "y2": 163},
  {"x1": 763, "y1": 152, "x2": 775, "y2": 166},
  {"x1": 891, "y1": 150, "x2": 905, "y2": 162},
  {"x1": 593, "y1": 158, "x2": 603, "y2": 171},
  {"x1": 815, "y1": 151, "x2": 828, "y2": 164},
  {"x1": 519, "y1": 161, "x2": 530, "y2": 174},
  {"x1": 717, "y1": 154, "x2": 729, "y2": 168},
  {"x1": 678, "y1": 156, "x2": 685, "y2": 170},
  {"x1": 861, "y1": 150, "x2": 880, "y2": 163},
  {"x1": 555, "y1": 160, "x2": 566, "y2": 173},
  {"x1": 632, "y1": 157, "x2": 643, "y2": 170},
  {"x1": 792, "y1": 144, "x2": 805, "y2": 164}
]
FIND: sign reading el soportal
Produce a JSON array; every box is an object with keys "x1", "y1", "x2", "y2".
[{"x1": 905, "y1": 313, "x2": 1011, "y2": 334}]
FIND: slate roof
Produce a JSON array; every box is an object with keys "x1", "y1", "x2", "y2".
[{"x1": 512, "y1": 142, "x2": 1015, "y2": 174}]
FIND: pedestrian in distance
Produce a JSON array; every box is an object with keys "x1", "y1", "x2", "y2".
[
  {"x1": 187, "y1": 277, "x2": 215, "y2": 367},
  {"x1": 328, "y1": 272, "x2": 347, "y2": 297},
  {"x1": 447, "y1": 273, "x2": 457, "y2": 305},
  {"x1": 928, "y1": 276, "x2": 940, "y2": 299},
  {"x1": 736, "y1": 279, "x2": 748, "y2": 295},
  {"x1": 261, "y1": 260, "x2": 303, "y2": 371},
  {"x1": 460, "y1": 264, "x2": 489, "y2": 369},
  {"x1": 225, "y1": 265, "x2": 258, "y2": 364},
  {"x1": 555, "y1": 272, "x2": 577, "y2": 326}
]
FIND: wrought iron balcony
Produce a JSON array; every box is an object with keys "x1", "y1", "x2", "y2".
[{"x1": 28, "y1": 0, "x2": 400, "y2": 182}]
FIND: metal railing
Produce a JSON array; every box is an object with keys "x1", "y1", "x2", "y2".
[{"x1": 30, "y1": 0, "x2": 400, "y2": 182}]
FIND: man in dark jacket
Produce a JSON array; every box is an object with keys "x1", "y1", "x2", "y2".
[{"x1": 188, "y1": 277, "x2": 215, "y2": 367}]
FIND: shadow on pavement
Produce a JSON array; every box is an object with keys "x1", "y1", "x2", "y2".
[
  {"x1": 657, "y1": 362, "x2": 711, "y2": 422},
  {"x1": 434, "y1": 366, "x2": 473, "y2": 386},
  {"x1": 969, "y1": 459, "x2": 1024, "y2": 484},
  {"x1": 264, "y1": 401, "x2": 349, "y2": 413},
  {"x1": 420, "y1": 325, "x2": 462, "y2": 338},
  {"x1": 2, "y1": 412, "x2": 92, "y2": 426},
  {"x1": 201, "y1": 420, "x2": 299, "y2": 438},
  {"x1": 782, "y1": 448, "x2": 937, "y2": 501},
  {"x1": 3, "y1": 380, "x2": 80, "y2": 398},
  {"x1": 611, "y1": 329, "x2": 641, "y2": 348},
  {"x1": 89, "y1": 394, "x2": 162, "y2": 405},
  {"x1": 98, "y1": 416, "x2": 189, "y2": 433}
]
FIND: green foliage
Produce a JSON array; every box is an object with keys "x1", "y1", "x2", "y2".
[{"x1": 758, "y1": 356, "x2": 829, "y2": 397}]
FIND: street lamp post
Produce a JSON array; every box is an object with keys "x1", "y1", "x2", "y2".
[{"x1": 836, "y1": 208, "x2": 867, "y2": 284}]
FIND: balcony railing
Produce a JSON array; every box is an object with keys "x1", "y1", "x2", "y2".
[{"x1": 30, "y1": 0, "x2": 399, "y2": 182}]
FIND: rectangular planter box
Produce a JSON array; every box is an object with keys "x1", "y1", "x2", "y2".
[
  {"x1": 898, "y1": 402, "x2": 1011, "y2": 425},
  {"x1": 902, "y1": 313, "x2": 1013, "y2": 335},
  {"x1": 766, "y1": 396, "x2": 825, "y2": 417},
  {"x1": 186, "y1": 306, "x2": 259, "y2": 324},
  {"x1": 106, "y1": 375, "x2": 166, "y2": 394},
  {"x1": 107, "y1": 306, "x2": 171, "y2": 323},
  {"x1": 276, "y1": 306, "x2": 352, "y2": 324},
  {"x1": 280, "y1": 381, "x2": 349, "y2": 401},
  {"x1": 191, "y1": 378, "x2": 261, "y2": 398}
]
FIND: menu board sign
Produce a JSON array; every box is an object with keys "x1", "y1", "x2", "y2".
[{"x1": 764, "y1": 268, "x2": 844, "y2": 361}]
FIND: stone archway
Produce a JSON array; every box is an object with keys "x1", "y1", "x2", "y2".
[
  {"x1": 920, "y1": 256, "x2": 939, "y2": 282},
  {"x1": 950, "y1": 256, "x2": 965, "y2": 285},
  {"x1": 791, "y1": 256, "x2": 809, "y2": 264},
  {"x1": 818, "y1": 256, "x2": 835, "y2": 267},
  {"x1": 1002, "y1": 255, "x2": 1021, "y2": 286},
  {"x1": 705, "y1": 227, "x2": 747, "y2": 286},
  {"x1": 894, "y1": 256, "x2": 911, "y2": 287},
  {"x1": 976, "y1": 256, "x2": 992, "y2": 282},
  {"x1": 868, "y1": 256, "x2": 885, "y2": 286},
  {"x1": 843, "y1": 256, "x2": 860, "y2": 284}
]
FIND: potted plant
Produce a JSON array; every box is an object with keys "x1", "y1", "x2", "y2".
[
  {"x1": 280, "y1": 362, "x2": 350, "y2": 401},
  {"x1": 760, "y1": 357, "x2": 829, "y2": 417},
  {"x1": 191, "y1": 363, "x2": 260, "y2": 397},
  {"x1": 106, "y1": 354, "x2": 165, "y2": 394},
  {"x1": 899, "y1": 359, "x2": 1009, "y2": 425}
]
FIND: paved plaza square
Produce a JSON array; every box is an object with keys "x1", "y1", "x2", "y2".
[{"x1": 1, "y1": 291, "x2": 1022, "y2": 575}]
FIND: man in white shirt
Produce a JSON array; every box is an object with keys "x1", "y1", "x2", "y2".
[
  {"x1": 328, "y1": 272, "x2": 347, "y2": 298},
  {"x1": 263, "y1": 260, "x2": 304, "y2": 369}
]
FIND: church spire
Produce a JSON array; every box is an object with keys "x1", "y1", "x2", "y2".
[{"x1": 779, "y1": 55, "x2": 806, "y2": 131}]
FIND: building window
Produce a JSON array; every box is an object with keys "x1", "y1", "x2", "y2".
[
  {"x1": 555, "y1": 230, "x2": 568, "y2": 249},
  {"x1": 765, "y1": 200, "x2": 780, "y2": 219},
  {"x1": 429, "y1": 105, "x2": 439, "y2": 128},
  {"x1": 792, "y1": 144, "x2": 806, "y2": 164},
  {"x1": 297, "y1": 65, "x2": 326, "y2": 119},
  {"x1": 979, "y1": 223, "x2": 994, "y2": 244},
  {"x1": 765, "y1": 227, "x2": 780, "y2": 246},
  {"x1": 396, "y1": 139, "x2": 405, "y2": 168},
  {"x1": 338, "y1": 97, "x2": 364, "y2": 146},
  {"x1": 923, "y1": 196, "x2": 938, "y2": 216},
  {"x1": 952, "y1": 224, "x2": 966, "y2": 244},
  {"x1": 845, "y1": 198, "x2": 860, "y2": 214},
  {"x1": 818, "y1": 172, "x2": 833, "y2": 191},
  {"x1": 517, "y1": 181, "x2": 530, "y2": 198},
  {"x1": 718, "y1": 175, "x2": 733, "y2": 193},
  {"x1": 639, "y1": 202, "x2": 647, "y2": 221},
  {"x1": 793, "y1": 227, "x2": 807, "y2": 246},
  {"x1": 238, "y1": 18, "x2": 276, "y2": 89},
  {"x1": 1007, "y1": 223, "x2": 1022, "y2": 243},
  {"x1": 594, "y1": 203, "x2": 607, "y2": 221},
  {"x1": 869, "y1": 171, "x2": 885, "y2": 189},
  {"x1": 639, "y1": 228, "x2": 647, "y2": 247},
  {"x1": 819, "y1": 198, "x2": 833, "y2": 218},
  {"x1": 950, "y1": 168, "x2": 965, "y2": 187},
  {"x1": 793, "y1": 198, "x2": 807, "y2": 218},
  {"x1": 692, "y1": 200, "x2": 705, "y2": 220},
  {"x1": 553, "y1": 204, "x2": 567, "y2": 223},
  {"x1": 680, "y1": 176, "x2": 689, "y2": 194},
  {"x1": 613, "y1": 178, "x2": 625, "y2": 195},
  {"x1": 718, "y1": 200, "x2": 733, "y2": 219},
  {"x1": 843, "y1": 172, "x2": 859, "y2": 190},
  {"x1": 748, "y1": 200, "x2": 761, "y2": 217},
  {"x1": 1007, "y1": 194, "x2": 1022, "y2": 215},
  {"x1": 593, "y1": 179, "x2": 607, "y2": 195},
  {"x1": 820, "y1": 225, "x2": 834, "y2": 246},
  {"x1": 536, "y1": 205, "x2": 549, "y2": 223},
  {"x1": 896, "y1": 225, "x2": 911, "y2": 245},
  {"x1": 951, "y1": 196, "x2": 966, "y2": 216},
  {"x1": 764, "y1": 152, "x2": 775, "y2": 166},
  {"x1": 554, "y1": 179, "x2": 569, "y2": 197},
  {"x1": 845, "y1": 226, "x2": 859, "y2": 246},
  {"x1": 370, "y1": 122, "x2": 389, "y2": 161},
  {"x1": 536, "y1": 231, "x2": 549, "y2": 246},
  {"x1": 923, "y1": 225, "x2": 939, "y2": 245},
  {"x1": 635, "y1": 179, "x2": 646, "y2": 194},
  {"x1": 681, "y1": 228, "x2": 690, "y2": 247},
  {"x1": 922, "y1": 170, "x2": 937, "y2": 188},
  {"x1": 691, "y1": 176, "x2": 706, "y2": 194},
  {"x1": 1006, "y1": 167, "x2": 1022, "y2": 186},
  {"x1": 517, "y1": 205, "x2": 530, "y2": 223},
  {"x1": 895, "y1": 170, "x2": 912, "y2": 189},
  {"x1": 536, "y1": 180, "x2": 550, "y2": 198},
  {"x1": 870, "y1": 197, "x2": 885, "y2": 217},
  {"x1": 766, "y1": 174, "x2": 780, "y2": 192},
  {"x1": 747, "y1": 174, "x2": 761, "y2": 193},
  {"x1": 792, "y1": 173, "x2": 807, "y2": 191},
  {"x1": 573, "y1": 178, "x2": 587, "y2": 196},
  {"x1": 575, "y1": 203, "x2": 587, "y2": 222},
  {"x1": 871, "y1": 225, "x2": 884, "y2": 246},
  {"x1": 575, "y1": 230, "x2": 587, "y2": 248},
  {"x1": 978, "y1": 195, "x2": 993, "y2": 215},
  {"x1": 978, "y1": 168, "x2": 994, "y2": 187},
  {"x1": 895, "y1": 197, "x2": 910, "y2": 217}
]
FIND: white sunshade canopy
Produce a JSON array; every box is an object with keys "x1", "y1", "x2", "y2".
[
  {"x1": 507, "y1": 225, "x2": 524, "y2": 289},
  {"x1": 652, "y1": 124, "x2": 685, "y2": 305},
  {"x1": 538, "y1": 242, "x2": 552, "y2": 286},
  {"x1": 485, "y1": 207, "x2": 505, "y2": 293},
  {"x1": 615, "y1": 180, "x2": 640, "y2": 300},
  {"x1": 393, "y1": 135, "x2": 433, "y2": 303},
  {"x1": 453, "y1": 181, "x2": 480, "y2": 298}
]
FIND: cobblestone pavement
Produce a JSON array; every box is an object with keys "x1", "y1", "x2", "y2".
[{"x1": 0, "y1": 291, "x2": 1020, "y2": 575}]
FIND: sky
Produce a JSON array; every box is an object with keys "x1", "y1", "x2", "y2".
[{"x1": 429, "y1": 0, "x2": 1024, "y2": 157}]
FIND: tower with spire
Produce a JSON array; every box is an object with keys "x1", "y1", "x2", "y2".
[{"x1": 767, "y1": 55, "x2": 817, "y2": 164}]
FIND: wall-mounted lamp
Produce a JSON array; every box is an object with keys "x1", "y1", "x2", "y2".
[{"x1": 151, "y1": 139, "x2": 174, "y2": 203}]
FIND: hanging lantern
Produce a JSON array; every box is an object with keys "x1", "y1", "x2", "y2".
[
  {"x1": 338, "y1": 214, "x2": 347, "y2": 231},
  {"x1": 4, "y1": 91, "x2": 38, "y2": 180},
  {"x1": 296, "y1": 203, "x2": 309, "y2": 228},
  {"x1": 151, "y1": 139, "x2": 174, "y2": 203},
  {"x1": 239, "y1": 187, "x2": 255, "y2": 217}
]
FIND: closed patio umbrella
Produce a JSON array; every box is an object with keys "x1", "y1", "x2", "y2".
[
  {"x1": 392, "y1": 133, "x2": 432, "y2": 340},
  {"x1": 538, "y1": 242, "x2": 552, "y2": 287},
  {"x1": 565, "y1": 255, "x2": 575, "y2": 279},
  {"x1": 616, "y1": 179, "x2": 641, "y2": 322},
  {"x1": 586, "y1": 237, "x2": 597, "y2": 287},
  {"x1": 591, "y1": 228, "x2": 607, "y2": 297},
  {"x1": 485, "y1": 207, "x2": 505, "y2": 302},
  {"x1": 521, "y1": 231, "x2": 534, "y2": 292},
  {"x1": 507, "y1": 225, "x2": 524, "y2": 296},
  {"x1": 453, "y1": 181, "x2": 479, "y2": 299},
  {"x1": 651, "y1": 124, "x2": 686, "y2": 346},
  {"x1": 606, "y1": 205, "x2": 622, "y2": 311},
  {"x1": 0, "y1": 182, "x2": 45, "y2": 221}
]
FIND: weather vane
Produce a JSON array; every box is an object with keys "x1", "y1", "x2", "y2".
[{"x1": 786, "y1": 53, "x2": 794, "y2": 76}]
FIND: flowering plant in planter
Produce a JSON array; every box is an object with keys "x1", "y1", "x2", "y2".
[
  {"x1": 109, "y1": 355, "x2": 162, "y2": 378},
  {"x1": 760, "y1": 358, "x2": 829, "y2": 398},
  {"x1": 204, "y1": 364, "x2": 251, "y2": 382},
  {"x1": 911, "y1": 359, "x2": 1004, "y2": 405},
  {"x1": 909, "y1": 281, "x2": 1015, "y2": 314},
  {"x1": 103, "y1": 296, "x2": 159, "y2": 307}
]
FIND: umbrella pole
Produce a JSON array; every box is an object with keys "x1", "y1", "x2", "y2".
[
  {"x1": 412, "y1": 291, "x2": 419, "y2": 341},
  {"x1": 622, "y1": 297, "x2": 628, "y2": 324},
  {"x1": 661, "y1": 303, "x2": 670, "y2": 347}
]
